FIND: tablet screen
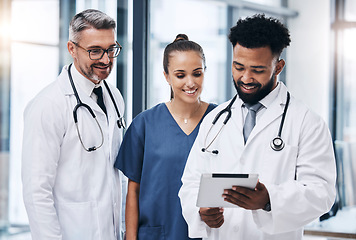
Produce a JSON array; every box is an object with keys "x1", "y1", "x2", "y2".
[{"x1": 196, "y1": 173, "x2": 259, "y2": 208}]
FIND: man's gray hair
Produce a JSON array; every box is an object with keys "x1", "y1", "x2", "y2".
[{"x1": 69, "y1": 9, "x2": 116, "y2": 42}]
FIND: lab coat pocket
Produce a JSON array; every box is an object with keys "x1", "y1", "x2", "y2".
[
  {"x1": 261, "y1": 143, "x2": 298, "y2": 183},
  {"x1": 138, "y1": 226, "x2": 164, "y2": 240},
  {"x1": 56, "y1": 201, "x2": 101, "y2": 240}
]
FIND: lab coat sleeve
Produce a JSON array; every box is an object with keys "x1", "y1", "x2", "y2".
[
  {"x1": 252, "y1": 109, "x2": 337, "y2": 234},
  {"x1": 22, "y1": 93, "x2": 66, "y2": 240},
  {"x1": 179, "y1": 121, "x2": 211, "y2": 238}
]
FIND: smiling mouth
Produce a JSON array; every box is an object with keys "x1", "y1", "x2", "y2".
[
  {"x1": 92, "y1": 63, "x2": 111, "y2": 70},
  {"x1": 184, "y1": 88, "x2": 198, "y2": 94},
  {"x1": 237, "y1": 80, "x2": 261, "y2": 92},
  {"x1": 242, "y1": 85, "x2": 258, "y2": 90},
  {"x1": 94, "y1": 65, "x2": 109, "y2": 70}
]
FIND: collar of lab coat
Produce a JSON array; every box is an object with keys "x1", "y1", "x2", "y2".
[
  {"x1": 231, "y1": 81, "x2": 290, "y2": 145},
  {"x1": 70, "y1": 63, "x2": 99, "y2": 97},
  {"x1": 57, "y1": 64, "x2": 106, "y2": 116}
]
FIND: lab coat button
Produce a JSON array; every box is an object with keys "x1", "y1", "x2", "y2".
[{"x1": 233, "y1": 225, "x2": 239, "y2": 232}]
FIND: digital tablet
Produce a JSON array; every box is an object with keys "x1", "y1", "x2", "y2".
[{"x1": 196, "y1": 173, "x2": 259, "y2": 208}]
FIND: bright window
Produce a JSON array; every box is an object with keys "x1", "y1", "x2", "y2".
[{"x1": 148, "y1": 0, "x2": 228, "y2": 107}]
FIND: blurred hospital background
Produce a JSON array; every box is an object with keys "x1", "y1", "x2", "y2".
[{"x1": 0, "y1": 0, "x2": 356, "y2": 239}]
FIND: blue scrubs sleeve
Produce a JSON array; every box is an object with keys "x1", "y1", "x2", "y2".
[{"x1": 115, "y1": 117, "x2": 145, "y2": 183}]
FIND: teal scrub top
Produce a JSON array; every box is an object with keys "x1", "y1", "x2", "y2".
[{"x1": 115, "y1": 103, "x2": 216, "y2": 240}]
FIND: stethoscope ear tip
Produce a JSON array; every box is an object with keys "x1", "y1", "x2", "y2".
[
  {"x1": 88, "y1": 146, "x2": 97, "y2": 152},
  {"x1": 201, "y1": 148, "x2": 218, "y2": 154}
]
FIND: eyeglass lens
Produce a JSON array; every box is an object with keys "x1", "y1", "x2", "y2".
[{"x1": 89, "y1": 46, "x2": 121, "y2": 60}]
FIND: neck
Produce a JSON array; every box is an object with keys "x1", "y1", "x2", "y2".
[{"x1": 169, "y1": 99, "x2": 202, "y2": 122}]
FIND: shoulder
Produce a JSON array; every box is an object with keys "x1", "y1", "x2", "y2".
[
  {"x1": 206, "y1": 99, "x2": 231, "y2": 117},
  {"x1": 199, "y1": 99, "x2": 233, "y2": 128},
  {"x1": 127, "y1": 103, "x2": 166, "y2": 130},
  {"x1": 287, "y1": 92, "x2": 321, "y2": 121},
  {"x1": 135, "y1": 103, "x2": 166, "y2": 120},
  {"x1": 289, "y1": 96, "x2": 327, "y2": 130},
  {"x1": 279, "y1": 87, "x2": 329, "y2": 137},
  {"x1": 207, "y1": 103, "x2": 218, "y2": 112},
  {"x1": 201, "y1": 102, "x2": 218, "y2": 118},
  {"x1": 278, "y1": 83, "x2": 322, "y2": 123},
  {"x1": 25, "y1": 80, "x2": 66, "y2": 115},
  {"x1": 26, "y1": 65, "x2": 75, "y2": 110},
  {"x1": 23, "y1": 80, "x2": 68, "y2": 134}
]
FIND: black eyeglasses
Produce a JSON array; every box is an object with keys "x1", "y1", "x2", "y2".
[{"x1": 71, "y1": 41, "x2": 122, "y2": 60}]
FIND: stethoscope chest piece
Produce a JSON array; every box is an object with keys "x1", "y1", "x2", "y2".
[
  {"x1": 269, "y1": 91, "x2": 290, "y2": 152},
  {"x1": 271, "y1": 136, "x2": 285, "y2": 151}
]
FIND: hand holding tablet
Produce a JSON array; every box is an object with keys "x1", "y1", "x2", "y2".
[{"x1": 196, "y1": 173, "x2": 259, "y2": 208}]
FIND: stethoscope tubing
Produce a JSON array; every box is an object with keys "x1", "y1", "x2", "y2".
[
  {"x1": 276, "y1": 91, "x2": 290, "y2": 138},
  {"x1": 103, "y1": 80, "x2": 126, "y2": 129},
  {"x1": 202, "y1": 94, "x2": 238, "y2": 154},
  {"x1": 212, "y1": 95, "x2": 237, "y2": 125},
  {"x1": 67, "y1": 63, "x2": 123, "y2": 152},
  {"x1": 202, "y1": 91, "x2": 290, "y2": 154},
  {"x1": 270, "y1": 92, "x2": 290, "y2": 151}
]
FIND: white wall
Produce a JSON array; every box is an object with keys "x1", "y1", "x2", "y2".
[{"x1": 286, "y1": 0, "x2": 331, "y2": 125}]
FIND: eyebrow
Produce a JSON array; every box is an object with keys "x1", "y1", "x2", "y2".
[
  {"x1": 233, "y1": 61, "x2": 267, "y2": 69},
  {"x1": 173, "y1": 67, "x2": 203, "y2": 73},
  {"x1": 87, "y1": 44, "x2": 117, "y2": 49}
]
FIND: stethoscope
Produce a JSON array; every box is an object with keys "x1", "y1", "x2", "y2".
[
  {"x1": 68, "y1": 63, "x2": 126, "y2": 152},
  {"x1": 201, "y1": 91, "x2": 290, "y2": 154}
]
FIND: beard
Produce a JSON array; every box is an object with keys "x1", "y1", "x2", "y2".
[
  {"x1": 80, "y1": 62, "x2": 113, "y2": 82},
  {"x1": 233, "y1": 74, "x2": 276, "y2": 104}
]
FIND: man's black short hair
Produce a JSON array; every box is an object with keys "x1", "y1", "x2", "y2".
[{"x1": 228, "y1": 14, "x2": 291, "y2": 57}]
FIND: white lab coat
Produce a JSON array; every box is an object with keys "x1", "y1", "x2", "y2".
[
  {"x1": 179, "y1": 82, "x2": 336, "y2": 240},
  {"x1": 22, "y1": 65, "x2": 125, "y2": 240}
]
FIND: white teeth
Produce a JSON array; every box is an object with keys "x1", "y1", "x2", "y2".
[
  {"x1": 243, "y1": 85, "x2": 256, "y2": 90},
  {"x1": 185, "y1": 89, "x2": 197, "y2": 94}
]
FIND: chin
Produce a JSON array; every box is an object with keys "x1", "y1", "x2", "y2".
[
  {"x1": 93, "y1": 73, "x2": 110, "y2": 81},
  {"x1": 187, "y1": 97, "x2": 200, "y2": 104},
  {"x1": 93, "y1": 67, "x2": 112, "y2": 80}
]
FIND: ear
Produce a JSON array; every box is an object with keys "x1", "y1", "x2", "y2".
[
  {"x1": 274, "y1": 59, "x2": 285, "y2": 76},
  {"x1": 163, "y1": 71, "x2": 171, "y2": 85},
  {"x1": 67, "y1": 41, "x2": 76, "y2": 59}
]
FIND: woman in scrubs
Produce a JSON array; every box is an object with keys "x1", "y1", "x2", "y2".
[{"x1": 115, "y1": 34, "x2": 216, "y2": 240}]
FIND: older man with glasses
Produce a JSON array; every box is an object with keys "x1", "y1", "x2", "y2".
[{"x1": 22, "y1": 9, "x2": 125, "y2": 240}]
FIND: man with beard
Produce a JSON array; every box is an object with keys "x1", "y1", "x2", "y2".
[
  {"x1": 179, "y1": 14, "x2": 336, "y2": 240},
  {"x1": 22, "y1": 9, "x2": 125, "y2": 240}
]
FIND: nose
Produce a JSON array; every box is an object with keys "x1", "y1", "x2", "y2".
[
  {"x1": 186, "y1": 76, "x2": 195, "y2": 88},
  {"x1": 240, "y1": 70, "x2": 253, "y2": 83},
  {"x1": 99, "y1": 51, "x2": 111, "y2": 64}
]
